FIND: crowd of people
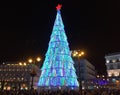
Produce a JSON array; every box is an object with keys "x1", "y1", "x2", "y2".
[
  {"x1": 0, "y1": 89, "x2": 38, "y2": 95},
  {"x1": 0, "y1": 89, "x2": 120, "y2": 95},
  {"x1": 38, "y1": 89, "x2": 120, "y2": 95}
]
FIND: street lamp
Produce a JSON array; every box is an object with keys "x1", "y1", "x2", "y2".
[
  {"x1": 28, "y1": 57, "x2": 41, "y2": 64},
  {"x1": 36, "y1": 57, "x2": 41, "y2": 62},
  {"x1": 28, "y1": 57, "x2": 41, "y2": 90},
  {"x1": 71, "y1": 50, "x2": 85, "y2": 95},
  {"x1": 30, "y1": 69, "x2": 37, "y2": 90},
  {"x1": 28, "y1": 59, "x2": 33, "y2": 63}
]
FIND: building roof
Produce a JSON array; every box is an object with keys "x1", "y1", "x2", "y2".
[{"x1": 105, "y1": 52, "x2": 120, "y2": 57}]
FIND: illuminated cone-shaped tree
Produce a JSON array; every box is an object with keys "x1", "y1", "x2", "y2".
[{"x1": 38, "y1": 4, "x2": 79, "y2": 90}]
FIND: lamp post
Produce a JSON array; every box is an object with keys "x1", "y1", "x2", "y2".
[
  {"x1": 28, "y1": 57, "x2": 41, "y2": 90},
  {"x1": 30, "y1": 70, "x2": 36, "y2": 90},
  {"x1": 72, "y1": 50, "x2": 84, "y2": 95}
]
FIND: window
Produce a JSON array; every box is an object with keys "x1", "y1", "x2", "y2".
[
  {"x1": 113, "y1": 65, "x2": 117, "y2": 69},
  {"x1": 106, "y1": 60, "x2": 110, "y2": 63},
  {"x1": 118, "y1": 64, "x2": 120, "y2": 69},
  {"x1": 112, "y1": 59, "x2": 116, "y2": 63},
  {"x1": 109, "y1": 65, "x2": 113, "y2": 69},
  {"x1": 114, "y1": 72, "x2": 119, "y2": 76},
  {"x1": 108, "y1": 73, "x2": 112, "y2": 77},
  {"x1": 107, "y1": 65, "x2": 110, "y2": 70}
]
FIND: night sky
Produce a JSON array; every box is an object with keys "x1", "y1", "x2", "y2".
[{"x1": 0, "y1": 0, "x2": 120, "y2": 74}]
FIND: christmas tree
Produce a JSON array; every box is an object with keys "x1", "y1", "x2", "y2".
[{"x1": 38, "y1": 4, "x2": 79, "y2": 90}]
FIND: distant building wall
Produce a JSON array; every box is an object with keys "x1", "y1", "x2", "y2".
[
  {"x1": 73, "y1": 58, "x2": 96, "y2": 89},
  {"x1": 74, "y1": 58, "x2": 96, "y2": 81},
  {"x1": 105, "y1": 53, "x2": 120, "y2": 89},
  {"x1": 105, "y1": 53, "x2": 120, "y2": 77},
  {"x1": 0, "y1": 62, "x2": 40, "y2": 90}
]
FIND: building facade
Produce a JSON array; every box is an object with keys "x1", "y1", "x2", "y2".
[
  {"x1": 0, "y1": 62, "x2": 40, "y2": 90},
  {"x1": 105, "y1": 53, "x2": 120, "y2": 89},
  {"x1": 73, "y1": 58, "x2": 96, "y2": 89},
  {"x1": 105, "y1": 53, "x2": 120, "y2": 77}
]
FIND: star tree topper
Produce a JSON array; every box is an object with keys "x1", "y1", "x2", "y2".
[{"x1": 56, "y1": 4, "x2": 62, "y2": 11}]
